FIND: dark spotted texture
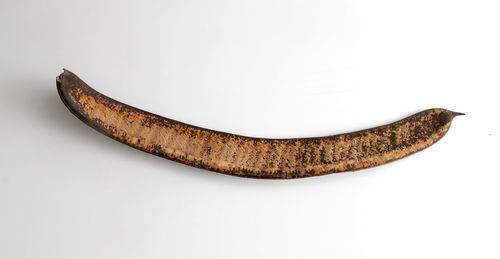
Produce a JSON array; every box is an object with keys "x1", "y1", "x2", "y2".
[{"x1": 57, "y1": 70, "x2": 463, "y2": 179}]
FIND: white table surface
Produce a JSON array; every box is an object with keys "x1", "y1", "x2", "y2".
[{"x1": 1, "y1": 0, "x2": 498, "y2": 258}]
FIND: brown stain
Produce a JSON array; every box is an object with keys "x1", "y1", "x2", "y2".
[{"x1": 56, "y1": 70, "x2": 463, "y2": 179}]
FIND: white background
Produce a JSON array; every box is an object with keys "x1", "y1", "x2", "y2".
[{"x1": 1, "y1": 0, "x2": 499, "y2": 258}]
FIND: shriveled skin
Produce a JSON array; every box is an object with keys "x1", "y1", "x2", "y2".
[{"x1": 57, "y1": 70, "x2": 462, "y2": 179}]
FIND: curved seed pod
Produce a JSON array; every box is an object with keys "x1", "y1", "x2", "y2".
[{"x1": 57, "y1": 70, "x2": 462, "y2": 179}]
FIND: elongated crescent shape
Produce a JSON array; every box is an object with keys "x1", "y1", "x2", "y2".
[{"x1": 57, "y1": 70, "x2": 462, "y2": 179}]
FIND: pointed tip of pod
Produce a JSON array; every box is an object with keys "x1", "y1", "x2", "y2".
[
  {"x1": 436, "y1": 109, "x2": 464, "y2": 127},
  {"x1": 447, "y1": 110, "x2": 465, "y2": 119}
]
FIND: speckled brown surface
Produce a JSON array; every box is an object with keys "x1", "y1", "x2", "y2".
[{"x1": 57, "y1": 70, "x2": 462, "y2": 179}]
